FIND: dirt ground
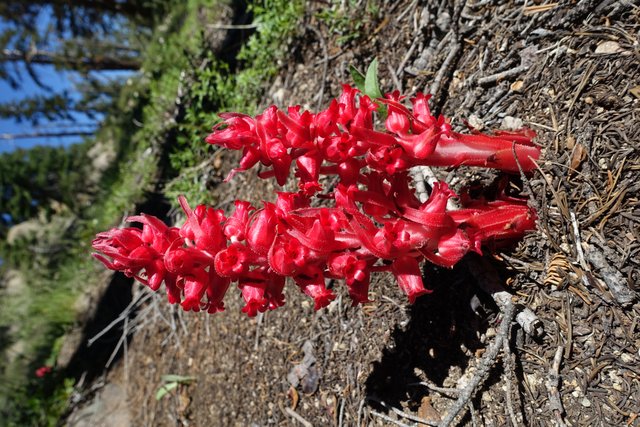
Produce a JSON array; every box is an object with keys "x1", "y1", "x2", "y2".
[{"x1": 69, "y1": 1, "x2": 639, "y2": 425}]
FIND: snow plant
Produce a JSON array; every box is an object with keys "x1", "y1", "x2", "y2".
[{"x1": 92, "y1": 84, "x2": 540, "y2": 316}]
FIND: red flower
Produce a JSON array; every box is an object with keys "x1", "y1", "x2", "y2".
[
  {"x1": 214, "y1": 243, "x2": 251, "y2": 277},
  {"x1": 35, "y1": 366, "x2": 52, "y2": 378},
  {"x1": 391, "y1": 256, "x2": 431, "y2": 303}
]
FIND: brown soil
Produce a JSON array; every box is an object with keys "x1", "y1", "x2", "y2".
[{"x1": 71, "y1": 1, "x2": 640, "y2": 426}]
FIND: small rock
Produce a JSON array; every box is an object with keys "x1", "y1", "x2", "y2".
[
  {"x1": 598, "y1": 158, "x2": 608, "y2": 170},
  {"x1": 595, "y1": 41, "x2": 623, "y2": 55},
  {"x1": 620, "y1": 353, "x2": 634, "y2": 363},
  {"x1": 271, "y1": 88, "x2": 286, "y2": 106},
  {"x1": 581, "y1": 397, "x2": 591, "y2": 407},
  {"x1": 467, "y1": 114, "x2": 484, "y2": 131},
  {"x1": 435, "y1": 12, "x2": 451, "y2": 31},
  {"x1": 501, "y1": 116, "x2": 524, "y2": 130},
  {"x1": 510, "y1": 80, "x2": 524, "y2": 92}
]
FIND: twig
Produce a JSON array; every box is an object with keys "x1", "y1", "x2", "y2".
[
  {"x1": 409, "y1": 381, "x2": 459, "y2": 397},
  {"x1": 395, "y1": 0, "x2": 419, "y2": 23},
  {"x1": 570, "y1": 211, "x2": 588, "y2": 271},
  {"x1": 477, "y1": 65, "x2": 529, "y2": 86},
  {"x1": 515, "y1": 307, "x2": 544, "y2": 337},
  {"x1": 305, "y1": 25, "x2": 329, "y2": 111},
  {"x1": 546, "y1": 346, "x2": 567, "y2": 427},
  {"x1": 177, "y1": 306, "x2": 189, "y2": 336},
  {"x1": 370, "y1": 409, "x2": 414, "y2": 427},
  {"x1": 396, "y1": 38, "x2": 418, "y2": 79},
  {"x1": 429, "y1": 42, "x2": 461, "y2": 102},
  {"x1": 586, "y1": 247, "x2": 635, "y2": 306},
  {"x1": 367, "y1": 397, "x2": 439, "y2": 426},
  {"x1": 123, "y1": 315, "x2": 129, "y2": 383},
  {"x1": 387, "y1": 58, "x2": 403, "y2": 92},
  {"x1": 439, "y1": 302, "x2": 516, "y2": 426},
  {"x1": 285, "y1": 407, "x2": 313, "y2": 427},
  {"x1": 254, "y1": 311, "x2": 264, "y2": 351},
  {"x1": 87, "y1": 289, "x2": 153, "y2": 346},
  {"x1": 502, "y1": 337, "x2": 521, "y2": 426},
  {"x1": 468, "y1": 401, "x2": 478, "y2": 427},
  {"x1": 338, "y1": 397, "x2": 345, "y2": 427},
  {"x1": 357, "y1": 398, "x2": 366, "y2": 427},
  {"x1": 105, "y1": 327, "x2": 126, "y2": 368}
]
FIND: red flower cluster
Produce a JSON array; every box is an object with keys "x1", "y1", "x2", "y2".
[
  {"x1": 93, "y1": 85, "x2": 539, "y2": 316},
  {"x1": 35, "y1": 365, "x2": 52, "y2": 378}
]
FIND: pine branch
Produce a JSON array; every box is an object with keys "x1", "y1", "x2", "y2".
[{"x1": 1, "y1": 130, "x2": 95, "y2": 140}]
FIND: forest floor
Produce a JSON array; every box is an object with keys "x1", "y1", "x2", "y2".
[{"x1": 66, "y1": 1, "x2": 639, "y2": 426}]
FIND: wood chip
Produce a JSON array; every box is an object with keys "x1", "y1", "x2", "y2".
[
  {"x1": 511, "y1": 80, "x2": 524, "y2": 92},
  {"x1": 288, "y1": 386, "x2": 299, "y2": 410},
  {"x1": 417, "y1": 396, "x2": 441, "y2": 424},
  {"x1": 569, "y1": 143, "x2": 587, "y2": 173},
  {"x1": 595, "y1": 41, "x2": 623, "y2": 55}
]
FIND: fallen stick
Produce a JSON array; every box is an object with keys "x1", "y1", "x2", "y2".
[
  {"x1": 284, "y1": 407, "x2": 313, "y2": 427},
  {"x1": 439, "y1": 300, "x2": 516, "y2": 426},
  {"x1": 546, "y1": 345, "x2": 567, "y2": 427}
]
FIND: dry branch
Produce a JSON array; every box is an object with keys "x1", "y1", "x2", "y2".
[
  {"x1": 546, "y1": 345, "x2": 567, "y2": 427},
  {"x1": 438, "y1": 301, "x2": 516, "y2": 426}
]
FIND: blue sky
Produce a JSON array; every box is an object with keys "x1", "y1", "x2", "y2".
[
  {"x1": 0, "y1": 10, "x2": 134, "y2": 154},
  {"x1": 0, "y1": 63, "x2": 94, "y2": 153}
]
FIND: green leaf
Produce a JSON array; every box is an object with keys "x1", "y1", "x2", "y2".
[
  {"x1": 161, "y1": 374, "x2": 196, "y2": 384},
  {"x1": 349, "y1": 65, "x2": 366, "y2": 92},
  {"x1": 155, "y1": 382, "x2": 179, "y2": 400},
  {"x1": 364, "y1": 58, "x2": 383, "y2": 99}
]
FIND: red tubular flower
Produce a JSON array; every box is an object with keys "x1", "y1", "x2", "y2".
[
  {"x1": 92, "y1": 221, "x2": 176, "y2": 291},
  {"x1": 297, "y1": 280, "x2": 336, "y2": 310},
  {"x1": 179, "y1": 196, "x2": 226, "y2": 253},
  {"x1": 238, "y1": 279, "x2": 268, "y2": 317},
  {"x1": 214, "y1": 243, "x2": 251, "y2": 277},
  {"x1": 246, "y1": 204, "x2": 278, "y2": 255},
  {"x1": 291, "y1": 265, "x2": 335, "y2": 309},
  {"x1": 35, "y1": 366, "x2": 52, "y2": 378},
  {"x1": 384, "y1": 92, "x2": 411, "y2": 134},
  {"x1": 314, "y1": 99, "x2": 340, "y2": 138},
  {"x1": 264, "y1": 272, "x2": 286, "y2": 310},
  {"x1": 452, "y1": 202, "x2": 538, "y2": 245},
  {"x1": 421, "y1": 229, "x2": 481, "y2": 268},
  {"x1": 372, "y1": 222, "x2": 401, "y2": 255},
  {"x1": 277, "y1": 106, "x2": 312, "y2": 148},
  {"x1": 181, "y1": 270, "x2": 210, "y2": 312},
  {"x1": 321, "y1": 133, "x2": 361, "y2": 162},
  {"x1": 268, "y1": 234, "x2": 309, "y2": 276},
  {"x1": 337, "y1": 84, "x2": 358, "y2": 126},
  {"x1": 224, "y1": 200, "x2": 254, "y2": 242},
  {"x1": 351, "y1": 94, "x2": 377, "y2": 129},
  {"x1": 391, "y1": 256, "x2": 431, "y2": 303},
  {"x1": 328, "y1": 253, "x2": 370, "y2": 286},
  {"x1": 205, "y1": 270, "x2": 231, "y2": 314},
  {"x1": 295, "y1": 151, "x2": 322, "y2": 195},
  {"x1": 205, "y1": 113, "x2": 258, "y2": 149},
  {"x1": 366, "y1": 145, "x2": 411, "y2": 175}
]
